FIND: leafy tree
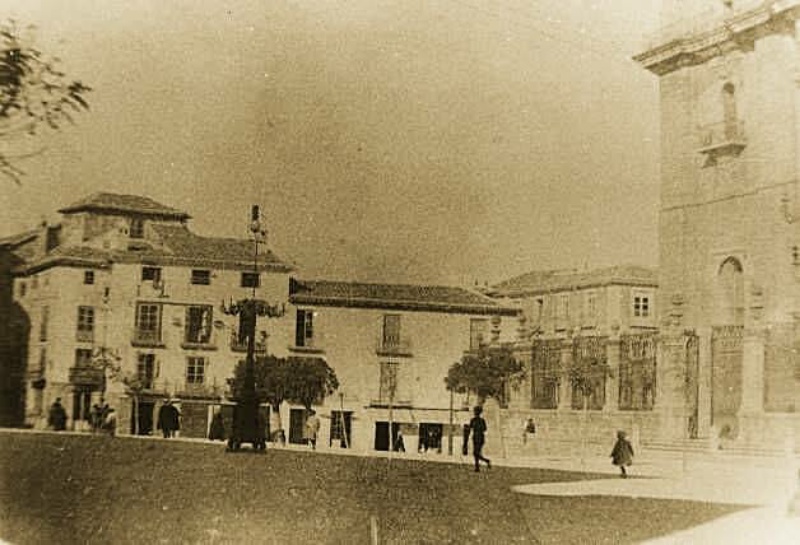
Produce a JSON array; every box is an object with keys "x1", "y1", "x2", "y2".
[
  {"x1": 1, "y1": 20, "x2": 91, "y2": 183},
  {"x1": 229, "y1": 355, "x2": 339, "y2": 439},
  {"x1": 284, "y1": 356, "x2": 339, "y2": 410},
  {"x1": 445, "y1": 344, "x2": 525, "y2": 406}
]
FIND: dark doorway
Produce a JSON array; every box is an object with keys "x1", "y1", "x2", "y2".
[
  {"x1": 418, "y1": 423, "x2": 443, "y2": 453},
  {"x1": 72, "y1": 388, "x2": 93, "y2": 426},
  {"x1": 374, "y1": 421, "x2": 400, "y2": 451},
  {"x1": 132, "y1": 400, "x2": 155, "y2": 435},
  {"x1": 289, "y1": 408, "x2": 307, "y2": 445},
  {"x1": 330, "y1": 411, "x2": 352, "y2": 448}
]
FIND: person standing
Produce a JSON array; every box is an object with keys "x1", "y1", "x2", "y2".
[
  {"x1": 47, "y1": 398, "x2": 68, "y2": 431},
  {"x1": 304, "y1": 409, "x2": 320, "y2": 450},
  {"x1": 610, "y1": 430, "x2": 634, "y2": 478},
  {"x1": 467, "y1": 405, "x2": 491, "y2": 472},
  {"x1": 208, "y1": 410, "x2": 226, "y2": 441},
  {"x1": 158, "y1": 400, "x2": 180, "y2": 438}
]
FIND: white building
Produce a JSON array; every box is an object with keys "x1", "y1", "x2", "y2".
[
  {"x1": 8, "y1": 192, "x2": 294, "y2": 436},
  {"x1": 288, "y1": 279, "x2": 520, "y2": 454}
]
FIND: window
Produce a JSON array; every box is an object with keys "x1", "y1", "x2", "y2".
[
  {"x1": 469, "y1": 318, "x2": 488, "y2": 350},
  {"x1": 75, "y1": 348, "x2": 93, "y2": 367},
  {"x1": 137, "y1": 353, "x2": 156, "y2": 389},
  {"x1": 555, "y1": 294, "x2": 570, "y2": 330},
  {"x1": 18, "y1": 282, "x2": 25, "y2": 298},
  {"x1": 76, "y1": 306, "x2": 95, "y2": 342},
  {"x1": 142, "y1": 266, "x2": 161, "y2": 283},
  {"x1": 186, "y1": 356, "x2": 206, "y2": 384},
  {"x1": 84, "y1": 270, "x2": 95, "y2": 285},
  {"x1": 633, "y1": 296, "x2": 650, "y2": 318},
  {"x1": 584, "y1": 292, "x2": 597, "y2": 324},
  {"x1": 31, "y1": 275, "x2": 38, "y2": 289},
  {"x1": 134, "y1": 303, "x2": 162, "y2": 344},
  {"x1": 379, "y1": 361, "x2": 399, "y2": 402},
  {"x1": 185, "y1": 305, "x2": 213, "y2": 344},
  {"x1": 241, "y1": 272, "x2": 260, "y2": 288},
  {"x1": 39, "y1": 306, "x2": 49, "y2": 342},
  {"x1": 295, "y1": 309, "x2": 314, "y2": 347},
  {"x1": 38, "y1": 347, "x2": 47, "y2": 372},
  {"x1": 191, "y1": 269, "x2": 211, "y2": 285},
  {"x1": 382, "y1": 314, "x2": 401, "y2": 349},
  {"x1": 130, "y1": 218, "x2": 145, "y2": 239}
]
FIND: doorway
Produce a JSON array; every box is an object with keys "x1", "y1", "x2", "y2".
[
  {"x1": 374, "y1": 421, "x2": 401, "y2": 451},
  {"x1": 131, "y1": 400, "x2": 154, "y2": 435},
  {"x1": 289, "y1": 408, "x2": 307, "y2": 445}
]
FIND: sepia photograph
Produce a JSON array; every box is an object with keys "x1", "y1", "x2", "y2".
[{"x1": 2, "y1": 0, "x2": 800, "y2": 543}]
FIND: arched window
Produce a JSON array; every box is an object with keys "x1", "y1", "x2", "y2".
[
  {"x1": 722, "y1": 83, "x2": 737, "y2": 139},
  {"x1": 717, "y1": 257, "x2": 744, "y2": 325}
]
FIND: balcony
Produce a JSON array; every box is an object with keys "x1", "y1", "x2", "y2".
[
  {"x1": 375, "y1": 336, "x2": 413, "y2": 357},
  {"x1": 131, "y1": 330, "x2": 165, "y2": 348},
  {"x1": 177, "y1": 383, "x2": 225, "y2": 399},
  {"x1": 69, "y1": 366, "x2": 104, "y2": 387},
  {"x1": 76, "y1": 329, "x2": 95, "y2": 343},
  {"x1": 698, "y1": 120, "x2": 746, "y2": 159},
  {"x1": 229, "y1": 331, "x2": 268, "y2": 353}
]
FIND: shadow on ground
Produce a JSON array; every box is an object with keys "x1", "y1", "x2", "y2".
[{"x1": 0, "y1": 432, "x2": 745, "y2": 544}]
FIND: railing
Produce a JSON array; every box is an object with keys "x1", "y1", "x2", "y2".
[
  {"x1": 177, "y1": 383, "x2": 225, "y2": 399},
  {"x1": 68, "y1": 366, "x2": 104, "y2": 386},
  {"x1": 132, "y1": 330, "x2": 164, "y2": 347},
  {"x1": 698, "y1": 120, "x2": 746, "y2": 155},
  {"x1": 375, "y1": 336, "x2": 413, "y2": 356},
  {"x1": 229, "y1": 331, "x2": 268, "y2": 353}
]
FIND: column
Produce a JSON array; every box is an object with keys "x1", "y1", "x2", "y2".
[{"x1": 604, "y1": 336, "x2": 620, "y2": 412}]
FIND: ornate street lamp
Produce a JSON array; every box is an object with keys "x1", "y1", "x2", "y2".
[{"x1": 221, "y1": 205, "x2": 285, "y2": 451}]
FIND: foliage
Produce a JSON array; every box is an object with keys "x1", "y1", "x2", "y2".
[
  {"x1": 285, "y1": 356, "x2": 339, "y2": 410},
  {"x1": 230, "y1": 355, "x2": 290, "y2": 410},
  {"x1": 1, "y1": 20, "x2": 91, "y2": 183},
  {"x1": 445, "y1": 344, "x2": 525, "y2": 404},
  {"x1": 229, "y1": 355, "x2": 339, "y2": 411}
]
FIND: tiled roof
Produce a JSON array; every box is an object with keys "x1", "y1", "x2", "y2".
[
  {"x1": 14, "y1": 225, "x2": 292, "y2": 274},
  {"x1": 290, "y1": 279, "x2": 520, "y2": 316},
  {"x1": 0, "y1": 229, "x2": 38, "y2": 248},
  {"x1": 148, "y1": 224, "x2": 291, "y2": 271},
  {"x1": 491, "y1": 265, "x2": 657, "y2": 296},
  {"x1": 57, "y1": 192, "x2": 190, "y2": 220}
]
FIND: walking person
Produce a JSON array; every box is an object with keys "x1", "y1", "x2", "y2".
[
  {"x1": 304, "y1": 409, "x2": 320, "y2": 450},
  {"x1": 47, "y1": 398, "x2": 68, "y2": 431},
  {"x1": 467, "y1": 405, "x2": 491, "y2": 472},
  {"x1": 610, "y1": 430, "x2": 634, "y2": 478}
]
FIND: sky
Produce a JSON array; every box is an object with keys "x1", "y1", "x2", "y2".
[{"x1": 1, "y1": 0, "x2": 662, "y2": 287}]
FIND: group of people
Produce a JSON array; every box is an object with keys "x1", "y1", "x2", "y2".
[{"x1": 47, "y1": 397, "x2": 116, "y2": 435}]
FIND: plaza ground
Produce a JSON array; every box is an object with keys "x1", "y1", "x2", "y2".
[{"x1": 0, "y1": 430, "x2": 796, "y2": 544}]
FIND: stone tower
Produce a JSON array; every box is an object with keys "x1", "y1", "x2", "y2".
[{"x1": 637, "y1": 0, "x2": 800, "y2": 445}]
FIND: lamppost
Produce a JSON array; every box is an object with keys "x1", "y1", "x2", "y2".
[{"x1": 221, "y1": 205, "x2": 285, "y2": 451}]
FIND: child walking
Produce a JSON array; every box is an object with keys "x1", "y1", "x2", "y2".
[{"x1": 610, "y1": 430, "x2": 634, "y2": 478}]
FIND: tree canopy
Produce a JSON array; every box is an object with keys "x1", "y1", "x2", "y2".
[
  {"x1": 229, "y1": 355, "x2": 339, "y2": 411},
  {"x1": 445, "y1": 344, "x2": 525, "y2": 405},
  {"x1": 1, "y1": 20, "x2": 91, "y2": 183}
]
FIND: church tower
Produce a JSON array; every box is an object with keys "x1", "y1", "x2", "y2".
[{"x1": 637, "y1": 1, "x2": 800, "y2": 445}]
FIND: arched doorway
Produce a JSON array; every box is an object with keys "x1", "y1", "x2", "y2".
[{"x1": 711, "y1": 257, "x2": 744, "y2": 439}]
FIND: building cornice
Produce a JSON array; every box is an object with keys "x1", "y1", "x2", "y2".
[
  {"x1": 290, "y1": 294, "x2": 520, "y2": 317},
  {"x1": 635, "y1": 1, "x2": 800, "y2": 75}
]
